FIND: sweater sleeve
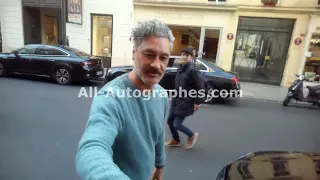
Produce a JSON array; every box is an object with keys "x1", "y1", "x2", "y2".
[
  {"x1": 75, "y1": 94, "x2": 131, "y2": 180},
  {"x1": 155, "y1": 96, "x2": 169, "y2": 168}
]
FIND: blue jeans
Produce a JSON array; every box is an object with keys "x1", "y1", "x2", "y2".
[{"x1": 167, "y1": 113, "x2": 194, "y2": 142}]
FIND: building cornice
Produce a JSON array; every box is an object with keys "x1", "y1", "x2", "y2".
[
  {"x1": 133, "y1": 1, "x2": 237, "y2": 11},
  {"x1": 133, "y1": 1, "x2": 320, "y2": 13}
]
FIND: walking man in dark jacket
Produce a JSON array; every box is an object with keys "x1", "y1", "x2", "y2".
[{"x1": 165, "y1": 47, "x2": 206, "y2": 149}]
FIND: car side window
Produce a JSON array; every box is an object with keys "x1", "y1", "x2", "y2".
[
  {"x1": 172, "y1": 58, "x2": 183, "y2": 68},
  {"x1": 35, "y1": 47, "x2": 68, "y2": 56},
  {"x1": 167, "y1": 58, "x2": 175, "y2": 68},
  {"x1": 16, "y1": 47, "x2": 36, "y2": 55},
  {"x1": 195, "y1": 60, "x2": 207, "y2": 71}
]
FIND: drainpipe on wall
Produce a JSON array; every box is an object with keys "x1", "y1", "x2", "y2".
[{"x1": 61, "y1": 0, "x2": 67, "y2": 45}]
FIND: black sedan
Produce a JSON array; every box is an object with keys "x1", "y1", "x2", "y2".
[
  {"x1": 0, "y1": 44, "x2": 104, "y2": 85},
  {"x1": 105, "y1": 56, "x2": 241, "y2": 103}
]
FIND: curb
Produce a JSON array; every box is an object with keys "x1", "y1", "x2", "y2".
[{"x1": 242, "y1": 96, "x2": 283, "y2": 103}]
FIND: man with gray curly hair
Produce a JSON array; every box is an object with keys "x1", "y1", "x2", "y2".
[{"x1": 75, "y1": 19, "x2": 174, "y2": 180}]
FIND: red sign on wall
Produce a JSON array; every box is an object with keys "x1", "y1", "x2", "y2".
[
  {"x1": 294, "y1": 38, "x2": 302, "y2": 45},
  {"x1": 227, "y1": 33, "x2": 234, "y2": 40}
]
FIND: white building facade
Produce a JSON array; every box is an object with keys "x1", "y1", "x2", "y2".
[
  {"x1": 66, "y1": 0, "x2": 134, "y2": 68},
  {"x1": 0, "y1": 0, "x2": 24, "y2": 53}
]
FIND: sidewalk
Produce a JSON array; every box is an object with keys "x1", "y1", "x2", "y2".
[
  {"x1": 240, "y1": 81, "x2": 320, "y2": 102},
  {"x1": 240, "y1": 82, "x2": 287, "y2": 102}
]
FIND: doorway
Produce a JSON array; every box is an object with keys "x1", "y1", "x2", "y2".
[
  {"x1": 167, "y1": 25, "x2": 220, "y2": 65},
  {"x1": 202, "y1": 29, "x2": 220, "y2": 64},
  {"x1": 232, "y1": 17, "x2": 295, "y2": 85},
  {"x1": 23, "y1": 6, "x2": 41, "y2": 44},
  {"x1": 43, "y1": 15, "x2": 59, "y2": 45}
]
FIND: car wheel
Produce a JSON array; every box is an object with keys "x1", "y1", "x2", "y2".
[
  {"x1": 54, "y1": 67, "x2": 72, "y2": 85},
  {"x1": 283, "y1": 96, "x2": 290, "y2": 106},
  {"x1": 0, "y1": 62, "x2": 5, "y2": 77}
]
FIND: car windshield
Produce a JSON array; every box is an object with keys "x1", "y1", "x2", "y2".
[{"x1": 60, "y1": 46, "x2": 91, "y2": 57}]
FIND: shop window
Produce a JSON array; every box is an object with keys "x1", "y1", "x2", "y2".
[
  {"x1": 304, "y1": 34, "x2": 320, "y2": 81},
  {"x1": 91, "y1": 14, "x2": 113, "y2": 57}
]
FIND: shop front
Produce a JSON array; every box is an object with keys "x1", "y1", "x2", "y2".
[
  {"x1": 229, "y1": 10, "x2": 310, "y2": 87},
  {"x1": 66, "y1": 0, "x2": 134, "y2": 68},
  {"x1": 133, "y1": 2, "x2": 238, "y2": 67},
  {"x1": 301, "y1": 15, "x2": 320, "y2": 84},
  {"x1": 232, "y1": 12, "x2": 310, "y2": 87},
  {"x1": 232, "y1": 17, "x2": 295, "y2": 85}
]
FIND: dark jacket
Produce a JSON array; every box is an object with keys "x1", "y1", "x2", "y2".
[{"x1": 171, "y1": 61, "x2": 206, "y2": 117}]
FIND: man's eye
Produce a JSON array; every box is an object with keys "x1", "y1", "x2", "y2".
[
  {"x1": 160, "y1": 57, "x2": 169, "y2": 61},
  {"x1": 144, "y1": 53, "x2": 153, "y2": 57}
]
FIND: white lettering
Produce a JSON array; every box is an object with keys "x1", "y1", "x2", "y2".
[
  {"x1": 189, "y1": 89, "x2": 197, "y2": 98},
  {"x1": 220, "y1": 89, "x2": 228, "y2": 98},
  {"x1": 179, "y1": 86, "x2": 188, "y2": 98},
  {"x1": 132, "y1": 89, "x2": 141, "y2": 98},
  {"x1": 78, "y1": 87, "x2": 88, "y2": 98}
]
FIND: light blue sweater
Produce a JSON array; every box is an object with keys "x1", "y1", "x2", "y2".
[{"x1": 75, "y1": 73, "x2": 169, "y2": 180}]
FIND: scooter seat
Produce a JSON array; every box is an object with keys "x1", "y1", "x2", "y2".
[
  {"x1": 307, "y1": 85, "x2": 320, "y2": 97},
  {"x1": 307, "y1": 85, "x2": 320, "y2": 91}
]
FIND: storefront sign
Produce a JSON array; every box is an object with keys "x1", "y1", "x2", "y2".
[
  {"x1": 67, "y1": 0, "x2": 82, "y2": 24},
  {"x1": 294, "y1": 38, "x2": 302, "y2": 45},
  {"x1": 227, "y1": 33, "x2": 234, "y2": 40},
  {"x1": 155, "y1": 12, "x2": 204, "y2": 21}
]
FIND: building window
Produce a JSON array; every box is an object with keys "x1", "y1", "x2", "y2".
[{"x1": 91, "y1": 14, "x2": 113, "y2": 57}]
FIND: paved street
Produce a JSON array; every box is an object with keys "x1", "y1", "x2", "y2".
[{"x1": 1, "y1": 76, "x2": 320, "y2": 180}]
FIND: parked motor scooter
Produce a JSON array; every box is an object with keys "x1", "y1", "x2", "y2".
[{"x1": 283, "y1": 74, "x2": 320, "y2": 107}]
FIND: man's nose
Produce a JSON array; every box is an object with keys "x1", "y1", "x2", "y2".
[{"x1": 150, "y1": 58, "x2": 161, "y2": 68}]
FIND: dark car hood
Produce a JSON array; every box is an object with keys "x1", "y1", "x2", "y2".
[{"x1": 216, "y1": 151, "x2": 320, "y2": 180}]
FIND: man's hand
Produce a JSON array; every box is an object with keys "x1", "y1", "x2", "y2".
[
  {"x1": 193, "y1": 104, "x2": 201, "y2": 111},
  {"x1": 150, "y1": 167, "x2": 163, "y2": 180}
]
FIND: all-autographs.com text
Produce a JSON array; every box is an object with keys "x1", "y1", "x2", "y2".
[{"x1": 78, "y1": 87, "x2": 243, "y2": 100}]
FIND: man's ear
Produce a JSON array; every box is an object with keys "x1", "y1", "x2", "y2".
[{"x1": 132, "y1": 48, "x2": 136, "y2": 60}]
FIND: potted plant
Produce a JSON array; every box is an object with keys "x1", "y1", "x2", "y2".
[{"x1": 261, "y1": 0, "x2": 278, "y2": 6}]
